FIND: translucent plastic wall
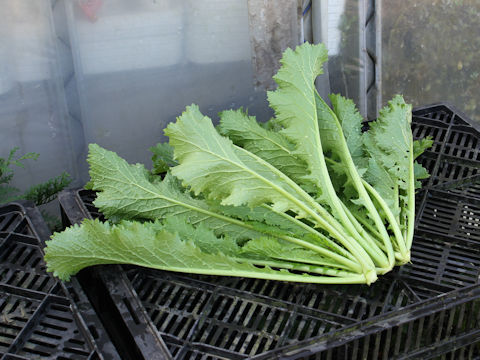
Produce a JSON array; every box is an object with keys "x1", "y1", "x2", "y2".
[
  {"x1": 0, "y1": 1, "x2": 82, "y2": 192},
  {"x1": 324, "y1": 0, "x2": 364, "y2": 114},
  {"x1": 0, "y1": 0, "x2": 274, "y2": 191},
  {"x1": 64, "y1": 0, "x2": 271, "y2": 174},
  {"x1": 382, "y1": 0, "x2": 480, "y2": 123},
  {"x1": 313, "y1": 0, "x2": 380, "y2": 121}
]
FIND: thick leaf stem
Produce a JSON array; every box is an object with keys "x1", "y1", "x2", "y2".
[
  {"x1": 406, "y1": 140, "x2": 416, "y2": 250},
  {"x1": 362, "y1": 179, "x2": 410, "y2": 262},
  {"x1": 262, "y1": 204, "x2": 358, "y2": 262},
  {"x1": 340, "y1": 202, "x2": 391, "y2": 269},
  {"x1": 231, "y1": 257, "x2": 360, "y2": 277},
  {"x1": 281, "y1": 234, "x2": 362, "y2": 273},
  {"x1": 319, "y1": 93, "x2": 395, "y2": 268},
  {"x1": 351, "y1": 212, "x2": 382, "y2": 240},
  {"x1": 232, "y1": 146, "x2": 377, "y2": 281},
  {"x1": 133, "y1": 183, "x2": 361, "y2": 272}
]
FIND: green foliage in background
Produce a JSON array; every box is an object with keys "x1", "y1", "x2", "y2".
[{"x1": 0, "y1": 147, "x2": 72, "y2": 206}]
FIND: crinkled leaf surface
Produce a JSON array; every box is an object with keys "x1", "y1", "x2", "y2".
[
  {"x1": 267, "y1": 44, "x2": 334, "y2": 202},
  {"x1": 88, "y1": 144, "x2": 262, "y2": 241},
  {"x1": 166, "y1": 105, "x2": 316, "y2": 217},
  {"x1": 362, "y1": 96, "x2": 416, "y2": 249},
  {"x1": 363, "y1": 96, "x2": 413, "y2": 193},
  {"x1": 44, "y1": 219, "x2": 365, "y2": 283},
  {"x1": 329, "y1": 94, "x2": 367, "y2": 169},
  {"x1": 162, "y1": 216, "x2": 241, "y2": 256},
  {"x1": 150, "y1": 142, "x2": 177, "y2": 175},
  {"x1": 414, "y1": 162, "x2": 430, "y2": 188},
  {"x1": 413, "y1": 137, "x2": 434, "y2": 160},
  {"x1": 219, "y1": 109, "x2": 316, "y2": 193}
]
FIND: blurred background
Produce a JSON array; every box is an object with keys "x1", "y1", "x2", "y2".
[{"x1": 0, "y1": 0, "x2": 478, "y2": 193}]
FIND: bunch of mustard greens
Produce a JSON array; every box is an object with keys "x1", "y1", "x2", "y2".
[{"x1": 44, "y1": 43, "x2": 432, "y2": 285}]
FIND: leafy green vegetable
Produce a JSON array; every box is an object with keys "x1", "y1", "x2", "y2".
[
  {"x1": 87, "y1": 144, "x2": 264, "y2": 241},
  {"x1": 45, "y1": 218, "x2": 365, "y2": 283},
  {"x1": 44, "y1": 42, "x2": 432, "y2": 285},
  {"x1": 363, "y1": 96, "x2": 423, "y2": 251},
  {"x1": 267, "y1": 46, "x2": 395, "y2": 271},
  {"x1": 150, "y1": 142, "x2": 178, "y2": 175},
  {"x1": 165, "y1": 104, "x2": 377, "y2": 281},
  {"x1": 86, "y1": 144, "x2": 361, "y2": 273},
  {"x1": 219, "y1": 109, "x2": 315, "y2": 194}
]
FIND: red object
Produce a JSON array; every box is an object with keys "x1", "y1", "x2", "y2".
[{"x1": 78, "y1": 0, "x2": 102, "y2": 22}]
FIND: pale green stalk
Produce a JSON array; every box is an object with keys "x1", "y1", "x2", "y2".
[
  {"x1": 406, "y1": 139, "x2": 416, "y2": 250},
  {"x1": 318, "y1": 91, "x2": 395, "y2": 268},
  {"x1": 361, "y1": 179, "x2": 410, "y2": 262},
  {"x1": 232, "y1": 145, "x2": 377, "y2": 282},
  {"x1": 231, "y1": 257, "x2": 359, "y2": 277},
  {"x1": 260, "y1": 204, "x2": 358, "y2": 263}
]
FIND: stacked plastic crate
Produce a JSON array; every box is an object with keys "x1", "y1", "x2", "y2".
[{"x1": 0, "y1": 202, "x2": 119, "y2": 359}]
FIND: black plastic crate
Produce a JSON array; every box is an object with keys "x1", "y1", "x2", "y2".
[
  {"x1": 0, "y1": 201, "x2": 120, "y2": 360},
  {"x1": 58, "y1": 103, "x2": 480, "y2": 359},
  {"x1": 412, "y1": 103, "x2": 480, "y2": 187}
]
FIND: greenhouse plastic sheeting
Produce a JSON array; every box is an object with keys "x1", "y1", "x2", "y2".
[
  {"x1": 64, "y1": 0, "x2": 271, "y2": 172},
  {"x1": 0, "y1": 1, "x2": 83, "y2": 191},
  {"x1": 0, "y1": 0, "x2": 273, "y2": 190},
  {"x1": 1, "y1": 0, "x2": 375, "y2": 190}
]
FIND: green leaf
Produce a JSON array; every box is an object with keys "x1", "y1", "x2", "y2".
[
  {"x1": 213, "y1": 203, "x2": 301, "y2": 234},
  {"x1": 364, "y1": 96, "x2": 413, "y2": 193},
  {"x1": 84, "y1": 180, "x2": 94, "y2": 190},
  {"x1": 44, "y1": 219, "x2": 366, "y2": 284},
  {"x1": 219, "y1": 109, "x2": 316, "y2": 193},
  {"x1": 329, "y1": 94, "x2": 367, "y2": 169},
  {"x1": 87, "y1": 143, "x2": 263, "y2": 241},
  {"x1": 150, "y1": 142, "x2": 178, "y2": 174},
  {"x1": 267, "y1": 44, "x2": 334, "y2": 202},
  {"x1": 413, "y1": 137, "x2": 433, "y2": 159},
  {"x1": 165, "y1": 104, "x2": 314, "y2": 216},
  {"x1": 213, "y1": 203, "x2": 361, "y2": 263},
  {"x1": 363, "y1": 156, "x2": 397, "y2": 213},
  {"x1": 363, "y1": 96, "x2": 416, "y2": 250},
  {"x1": 240, "y1": 237, "x2": 351, "y2": 270},
  {"x1": 259, "y1": 118, "x2": 283, "y2": 132},
  {"x1": 414, "y1": 161, "x2": 430, "y2": 189},
  {"x1": 266, "y1": 45, "x2": 391, "y2": 270},
  {"x1": 162, "y1": 216, "x2": 241, "y2": 256}
]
